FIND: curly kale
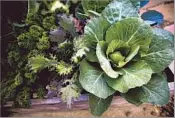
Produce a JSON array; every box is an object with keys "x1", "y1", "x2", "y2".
[
  {"x1": 13, "y1": 87, "x2": 31, "y2": 108},
  {"x1": 2, "y1": 0, "x2": 82, "y2": 108},
  {"x1": 25, "y1": 13, "x2": 43, "y2": 25},
  {"x1": 42, "y1": 16, "x2": 57, "y2": 30},
  {"x1": 7, "y1": 50, "x2": 21, "y2": 66},
  {"x1": 17, "y1": 32, "x2": 33, "y2": 48},
  {"x1": 1, "y1": 73, "x2": 23, "y2": 105},
  {"x1": 29, "y1": 25, "x2": 44, "y2": 38},
  {"x1": 37, "y1": 35, "x2": 50, "y2": 50},
  {"x1": 56, "y1": 41, "x2": 74, "y2": 61}
]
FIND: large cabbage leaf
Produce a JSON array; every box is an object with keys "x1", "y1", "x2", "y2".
[
  {"x1": 81, "y1": 0, "x2": 144, "y2": 18},
  {"x1": 89, "y1": 94, "x2": 113, "y2": 116},
  {"x1": 96, "y1": 41, "x2": 122, "y2": 78},
  {"x1": 101, "y1": 0, "x2": 139, "y2": 24},
  {"x1": 106, "y1": 18, "x2": 152, "y2": 55},
  {"x1": 81, "y1": 0, "x2": 110, "y2": 16},
  {"x1": 105, "y1": 60, "x2": 153, "y2": 93},
  {"x1": 84, "y1": 17, "x2": 110, "y2": 47},
  {"x1": 84, "y1": 0, "x2": 139, "y2": 49},
  {"x1": 122, "y1": 73, "x2": 170, "y2": 105},
  {"x1": 142, "y1": 28, "x2": 174, "y2": 73},
  {"x1": 79, "y1": 60, "x2": 115, "y2": 99},
  {"x1": 78, "y1": 0, "x2": 173, "y2": 116}
]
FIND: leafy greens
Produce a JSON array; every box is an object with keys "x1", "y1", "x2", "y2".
[{"x1": 78, "y1": 0, "x2": 174, "y2": 116}]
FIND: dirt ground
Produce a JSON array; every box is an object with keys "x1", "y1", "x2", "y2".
[{"x1": 7, "y1": 93, "x2": 174, "y2": 117}]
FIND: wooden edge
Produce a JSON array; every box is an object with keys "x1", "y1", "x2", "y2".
[
  {"x1": 140, "y1": 0, "x2": 174, "y2": 10},
  {"x1": 3, "y1": 82, "x2": 174, "y2": 108}
]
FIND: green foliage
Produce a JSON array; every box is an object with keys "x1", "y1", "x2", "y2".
[
  {"x1": 105, "y1": 60, "x2": 153, "y2": 93},
  {"x1": 122, "y1": 73, "x2": 170, "y2": 106},
  {"x1": 14, "y1": 73, "x2": 23, "y2": 86},
  {"x1": 28, "y1": 0, "x2": 40, "y2": 14},
  {"x1": 58, "y1": 40, "x2": 72, "y2": 49},
  {"x1": 7, "y1": 50, "x2": 21, "y2": 67},
  {"x1": 13, "y1": 87, "x2": 31, "y2": 108},
  {"x1": 1, "y1": 73, "x2": 23, "y2": 104},
  {"x1": 56, "y1": 61, "x2": 73, "y2": 75},
  {"x1": 81, "y1": 0, "x2": 110, "y2": 17},
  {"x1": 36, "y1": 87, "x2": 46, "y2": 99},
  {"x1": 71, "y1": 37, "x2": 89, "y2": 63},
  {"x1": 17, "y1": 32, "x2": 36, "y2": 49},
  {"x1": 17, "y1": 25, "x2": 45, "y2": 49},
  {"x1": 27, "y1": 49, "x2": 43, "y2": 58},
  {"x1": 58, "y1": 14, "x2": 77, "y2": 37},
  {"x1": 79, "y1": 60, "x2": 115, "y2": 99},
  {"x1": 56, "y1": 41, "x2": 74, "y2": 61},
  {"x1": 17, "y1": 24, "x2": 46, "y2": 50},
  {"x1": 29, "y1": 25, "x2": 44, "y2": 39},
  {"x1": 75, "y1": 4, "x2": 88, "y2": 20},
  {"x1": 3, "y1": 0, "x2": 172, "y2": 117},
  {"x1": 2, "y1": 0, "x2": 80, "y2": 108},
  {"x1": 96, "y1": 41, "x2": 121, "y2": 78},
  {"x1": 24, "y1": 71, "x2": 37, "y2": 84},
  {"x1": 28, "y1": 55, "x2": 73, "y2": 76},
  {"x1": 60, "y1": 73, "x2": 81, "y2": 108},
  {"x1": 42, "y1": 16, "x2": 56, "y2": 30},
  {"x1": 25, "y1": 13, "x2": 43, "y2": 25},
  {"x1": 50, "y1": 0, "x2": 69, "y2": 14},
  {"x1": 28, "y1": 55, "x2": 57, "y2": 73},
  {"x1": 80, "y1": 0, "x2": 143, "y2": 18},
  {"x1": 89, "y1": 94, "x2": 113, "y2": 116},
  {"x1": 142, "y1": 28, "x2": 174, "y2": 73},
  {"x1": 37, "y1": 35, "x2": 50, "y2": 50},
  {"x1": 78, "y1": 0, "x2": 174, "y2": 116}
]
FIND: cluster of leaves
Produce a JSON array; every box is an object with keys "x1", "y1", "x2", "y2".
[
  {"x1": 28, "y1": 55, "x2": 73, "y2": 76},
  {"x1": 74, "y1": 0, "x2": 174, "y2": 116},
  {"x1": 13, "y1": 87, "x2": 31, "y2": 108},
  {"x1": 1, "y1": 0, "x2": 174, "y2": 116},
  {"x1": 76, "y1": 0, "x2": 162, "y2": 26},
  {"x1": 75, "y1": 0, "x2": 144, "y2": 19},
  {"x1": 60, "y1": 72, "x2": 82, "y2": 108},
  {"x1": 1, "y1": 0, "x2": 82, "y2": 108}
]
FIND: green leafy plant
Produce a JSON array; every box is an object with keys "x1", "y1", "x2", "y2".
[
  {"x1": 77, "y1": 0, "x2": 174, "y2": 116},
  {"x1": 60, "y1": 72, "x2": 82, "y2": 108},
  {"x1": 1, "y1": 0, "x2": 80, "y2": 108},
  {"x1": 28, "y1": 55, "x2": 73, "y2": 76},
  {"x1": 80, "y1": 0, "x2": 144, "y2": 17},
  {"x1": 81, "y1": 0, "x2": 110, "y2": 17},
  {"x1": 13, "y1": 87, "x2": 31, "y2": 108},
  {"x1": 25, "y1": 0, "x2": 82, "y2": 108},
  {"x1": 1, "y1": 0, "x2": 174, "y2": 116}
]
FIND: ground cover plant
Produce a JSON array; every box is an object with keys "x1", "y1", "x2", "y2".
[{"x1": 1, "y1": 0, "x2": 174, "y2": 116}]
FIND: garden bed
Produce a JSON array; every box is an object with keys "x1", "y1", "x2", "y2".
[
  {"x1": 2, "y1": 82, "x2": 174, "y2": 117},
  {"x1": 1, "y1": 0, "x2": 174, "y2": 117}
]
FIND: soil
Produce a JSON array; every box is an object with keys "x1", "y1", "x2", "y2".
[{"x1": 3, "y1": 90, "x2": 173, "y2": 117}]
